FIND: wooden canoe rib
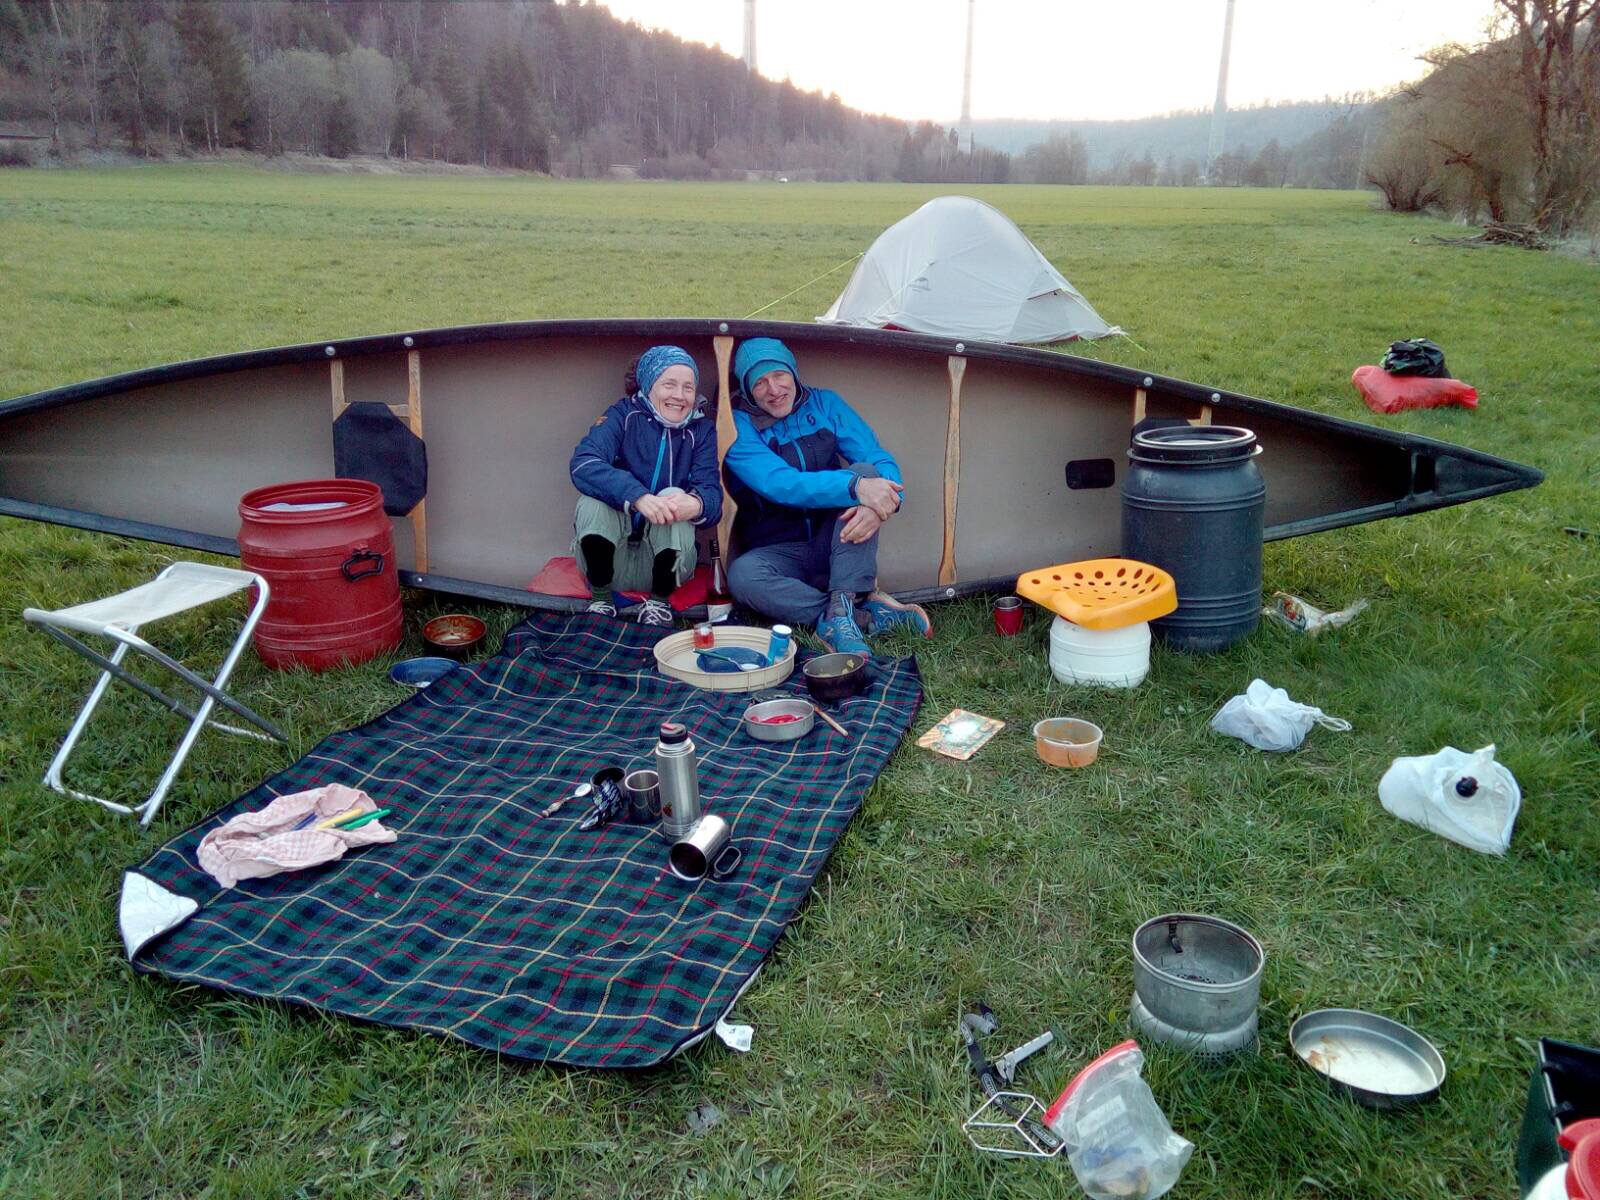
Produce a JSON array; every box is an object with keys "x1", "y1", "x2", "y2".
[{"x1": 0, "y1": 319, "x2": 1542, "y2": 611}]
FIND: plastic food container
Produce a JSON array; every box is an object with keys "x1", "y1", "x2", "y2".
[
  {"x1": 1033, "y1": 717, "x2": 1102, "y2": 767},
  {"x1": 1049, "y1": 616, "x2": 1151, "y2": 688}
]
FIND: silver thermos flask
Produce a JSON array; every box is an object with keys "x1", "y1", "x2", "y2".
[{"x1": 655, "y1": 721, "x2": 702, "y2": 840}]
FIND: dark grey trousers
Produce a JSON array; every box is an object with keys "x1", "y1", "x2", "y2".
[{"x1": 726, "y1": 465, "x2": 881, "y2": 628}]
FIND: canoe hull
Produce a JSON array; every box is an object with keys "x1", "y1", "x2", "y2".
[{"x1": 0, "y1": 319, "x2": 1543, "y2": 609}]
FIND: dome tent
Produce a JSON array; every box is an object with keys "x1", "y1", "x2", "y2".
[{"x1": 818, "y1": 195, "x2": 1118, "y2": 344}]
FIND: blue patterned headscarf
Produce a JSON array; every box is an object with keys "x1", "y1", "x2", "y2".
[{"x1": 635, "y1": 345, "x2": 697, "y2": 401}]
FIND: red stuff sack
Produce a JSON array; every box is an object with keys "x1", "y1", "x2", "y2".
[{"x1": 1352, "y1": 365, "x2": 1478, "y2": 415}]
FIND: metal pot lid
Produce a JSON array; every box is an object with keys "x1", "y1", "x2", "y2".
[{"x1": 1289, "y1": 1008, "x2": 1445, "y2": 1106}]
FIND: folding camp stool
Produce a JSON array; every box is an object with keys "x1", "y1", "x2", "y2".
[{"x1": 23, "y1": 561, "x2": 286, "y2": 827}]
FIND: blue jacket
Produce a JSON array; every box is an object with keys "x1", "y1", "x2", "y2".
[
  {"x1": 722, "y1": 345, "x2": 902, "y2": 551},
  {"x1": 569, "y1": 395, "x2": 723, "y2": 529}
]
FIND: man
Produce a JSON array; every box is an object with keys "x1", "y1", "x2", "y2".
[{"x1": 722, "y1": 337, "x2": 932, "y2": 655}]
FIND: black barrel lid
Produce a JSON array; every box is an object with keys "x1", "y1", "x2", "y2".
[{"x1": 1130, "y1": 425, "x2": 1260, "y2": 465}]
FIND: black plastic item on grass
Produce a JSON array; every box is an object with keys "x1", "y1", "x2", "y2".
[{"x1": 1382, "y1": 338, "x2": 1451, "y2": 377}]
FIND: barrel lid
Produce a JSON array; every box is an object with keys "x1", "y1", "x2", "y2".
[
  {"x1": 1129, "y1": 425, "x2": 1260, "y2": 465},
  {"x1": 659, "y1": 722, "x2": 689, "y2": 744}
]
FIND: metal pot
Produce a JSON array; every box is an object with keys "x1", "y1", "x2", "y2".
[
  {"x1": 1131, "y1": 913, "x2": 1264, "y2": 1056},
  {"x1": 802, "y1": 652, "x2": 869, "y2": 703}
]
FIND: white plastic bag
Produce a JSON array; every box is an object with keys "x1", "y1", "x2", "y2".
[
  {"x1": 1043, "y1": 1040, "x2": 1193, "y2": 1200},
  {"x1": 1210, "y1": 679, "x2": 1351, "y2": 752},
  {"x1": 1379, "y1": 744, "x2": 1521, "y2": 855}
]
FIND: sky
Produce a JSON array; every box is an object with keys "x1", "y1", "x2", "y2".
[{"x1": 588, "y1": 0, "x2": 1502, "y2": 123}]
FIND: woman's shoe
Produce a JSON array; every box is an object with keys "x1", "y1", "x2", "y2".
[{"x1": 634, "y1": 597, "x2": 675, "y2": 626}]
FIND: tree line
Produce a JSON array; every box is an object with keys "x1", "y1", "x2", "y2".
[
  {"x1": 0, "y1": 0, "x2": 1009, "y2": 181},
  {"x1": 1363, "y1": 0, "x2": 1598, "y2": 235}
]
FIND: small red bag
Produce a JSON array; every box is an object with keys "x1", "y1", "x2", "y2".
[{"x1": 1352, "y1": 364, "x2": 1478, "y2": 415}]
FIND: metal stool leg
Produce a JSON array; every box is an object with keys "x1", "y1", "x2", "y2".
[{"x1": 42, "y1": 638, "x2": 138, "y2": 815}]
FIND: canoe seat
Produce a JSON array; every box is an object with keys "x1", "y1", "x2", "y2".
[{"x1": 1016, "y1": 558, "x2": 1177, "y2": 631}]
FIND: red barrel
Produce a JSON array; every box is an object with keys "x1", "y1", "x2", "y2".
[{"x1": 238, "y1": 479, "x2": 403, "y2": 672}]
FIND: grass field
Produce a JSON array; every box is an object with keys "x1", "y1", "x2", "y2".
[{"x1": 1, "y1": 167, "x2": 1597, "y2": 1199}]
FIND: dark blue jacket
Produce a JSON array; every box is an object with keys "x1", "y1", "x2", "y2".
[
  {"x1": 723, "y1": 379, "x2": 902, "y2": 551},
  {"x1": 569, "y1": 395, "x2": 723, "y2": 529}
]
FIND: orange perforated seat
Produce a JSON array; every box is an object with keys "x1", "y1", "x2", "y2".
[{"x1": 1015, "y1": 558, "x2": 1178, "y2": 631}]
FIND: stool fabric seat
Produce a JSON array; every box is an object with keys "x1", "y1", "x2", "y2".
[
  {"x1": 40, "y1": 564, "x2": 256, "y2": 634},
  {"x1": 24, "y1": 561, "x2": 285, "y2": 827}
]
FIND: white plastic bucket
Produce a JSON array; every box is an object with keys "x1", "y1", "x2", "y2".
[{"x1": 1049, "y1": 616, "x2": 1151, "y2": 688}]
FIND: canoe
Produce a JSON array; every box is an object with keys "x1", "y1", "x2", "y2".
[{"x1": 0, "y1": 319, "x2": 1542, "y2": 609}]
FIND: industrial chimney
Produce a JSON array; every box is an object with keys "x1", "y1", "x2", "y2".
[
  {"x1": 744, "y1": 0, "x2": 757, "y2": 73},
  {"x1": 959, "y1": 0, "x2": 975, "y2": 150},
  {"x1": 1207, "y1": 0, "x2": 1237, "y2": 174}
]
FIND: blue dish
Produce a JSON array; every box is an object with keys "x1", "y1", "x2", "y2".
[
  {"x1": 389, "y1": 656, "x2": 460, "y2": 688},
  {"x1": 696, "y1": 646, "x2": 768, "y2": 673}
]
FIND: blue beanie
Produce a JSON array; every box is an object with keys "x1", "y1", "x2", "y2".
[
  {"x1": 733, "y1": 337, "x2": 798, "y2": 397},
  {"x1": 635, "y1": 345, "x2": 697, "y2": 398}
]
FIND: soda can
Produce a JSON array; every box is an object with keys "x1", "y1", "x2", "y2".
[{"x1": 766, "y1": 624, "x2": 793, "y2": 665}]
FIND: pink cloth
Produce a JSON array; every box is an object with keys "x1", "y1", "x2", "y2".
[{"x1": 196, "y1": 783, "x2": 397, "y2": 889}]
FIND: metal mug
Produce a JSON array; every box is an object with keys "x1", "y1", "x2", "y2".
[
  {"x1": 668, "y1": 814, "x2": 742, "y2": 881},
  {"x1": 622, "y1": 768, "x2": 662, "y2": 823},
  {"x1": 579, "y1": 766, "x2": 628, "y2": 831},
  {"x1": 994, "y1": 594, "x2": 1024, "y2": 636}
]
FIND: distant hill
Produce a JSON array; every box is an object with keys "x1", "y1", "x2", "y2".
[{"x1": 973, "y1": 100, "x2": 1369, "y2": 167}]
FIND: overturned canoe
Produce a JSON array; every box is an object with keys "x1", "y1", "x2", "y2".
[{"x1": 0, "y1": 319, "x2": 1541, "y2": 609}]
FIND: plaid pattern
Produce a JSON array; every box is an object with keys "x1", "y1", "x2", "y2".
[{"x1": 129, "y1": 613, "x2": 921, "y2": 1068}]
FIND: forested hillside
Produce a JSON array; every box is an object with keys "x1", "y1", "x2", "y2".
[{"x1": 0, "y1": 0, "x2": 1010, "y2": 181}]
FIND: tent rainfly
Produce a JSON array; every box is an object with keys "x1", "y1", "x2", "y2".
[{"x1": 818, "y1": 195, "x2": 1119, "y2": 345}]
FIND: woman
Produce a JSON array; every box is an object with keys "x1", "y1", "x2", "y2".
[{"x1": 568, "y1": 345, "x2": 722, "y2": 625}]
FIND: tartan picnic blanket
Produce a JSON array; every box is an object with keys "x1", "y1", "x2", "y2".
[{"x1": 124, "y1": 612, "x2": 921, "y2": 1068}]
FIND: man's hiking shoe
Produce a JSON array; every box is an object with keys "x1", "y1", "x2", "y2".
[
  {"x1": 585, "y1": 597, "x2": 618, "y2": 617},
  {"x1": 816, "y1": 592, "x2": 870, "y2": 655},
  {"x1": 862, "y1": 591, "x2": 932, "y2": 638},
  {"x1": 634, "y1": 597, "x2": 675, "y2": 627}
]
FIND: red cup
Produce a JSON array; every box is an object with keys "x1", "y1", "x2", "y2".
[{"x1": 994, "y1": 595, "x2": 1024, "y2": 636}]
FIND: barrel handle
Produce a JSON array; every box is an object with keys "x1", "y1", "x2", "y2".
[{"x1": 341, "y1": 547, "x2": 386, "y2": 582}]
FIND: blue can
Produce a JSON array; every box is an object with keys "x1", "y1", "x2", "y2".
[{"x1": 766, "y1": 624, "x2": 793, "y2": 665}]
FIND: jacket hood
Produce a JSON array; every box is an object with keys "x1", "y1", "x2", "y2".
[{"x1": 731, "y1": 337, "x2": 808, "y2": 431}]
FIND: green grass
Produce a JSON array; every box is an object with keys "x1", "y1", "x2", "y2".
[{"x1": 1, "y1": 167, "x2": 1597, "y2": 1199}]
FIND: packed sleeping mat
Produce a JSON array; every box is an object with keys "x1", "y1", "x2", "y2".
[{"x1": 119, "y1": 613, "x2": 922, "y2": 1068}]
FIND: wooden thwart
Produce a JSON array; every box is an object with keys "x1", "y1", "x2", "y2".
[
  {"x1": 1131, "y1": 386, "x2": 1212, "y2": 428},
  {"x1": 329, "y1": 352, "x2": 429, "y2": 572},
  {"x1": 938, "y1": 355, "x2": 966, "y2": 587},
  {"x1": 713, "y1": 335, "x2": 737, "y2": 555}
]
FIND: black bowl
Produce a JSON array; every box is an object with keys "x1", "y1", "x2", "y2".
[{"x1": 802, "y1": 652, "x2": 869, "y2": 702}]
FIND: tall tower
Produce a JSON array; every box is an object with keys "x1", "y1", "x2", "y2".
[
  {"x1": 959, "y1": 0, "x2": 975, "y2": 150},
  {"x1": 1207, "y1": 0, "x2": 1237, "y2": 171},
  {"x1": 743, "y1": 0, "x2": 757, "y2": 73}
]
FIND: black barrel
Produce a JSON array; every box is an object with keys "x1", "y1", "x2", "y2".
[{"x1": 1122, "y1": 426, "x2": 1265, "y2": 652}]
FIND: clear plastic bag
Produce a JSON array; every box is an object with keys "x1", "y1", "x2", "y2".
[
  {"x1": 1210, "y1": 679, "x2": 1351, "y2": 752},
  {"x1": 1043, "y1": 1040, "x2": 1193, "y2": 1200},
  {"x1": 1379, "y1": 743, "x2": 1521, "y2": 855}
]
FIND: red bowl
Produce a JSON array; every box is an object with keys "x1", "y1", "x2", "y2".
[{"x1": 422, "y1": 613, "x2": 486, "y2": 660}]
